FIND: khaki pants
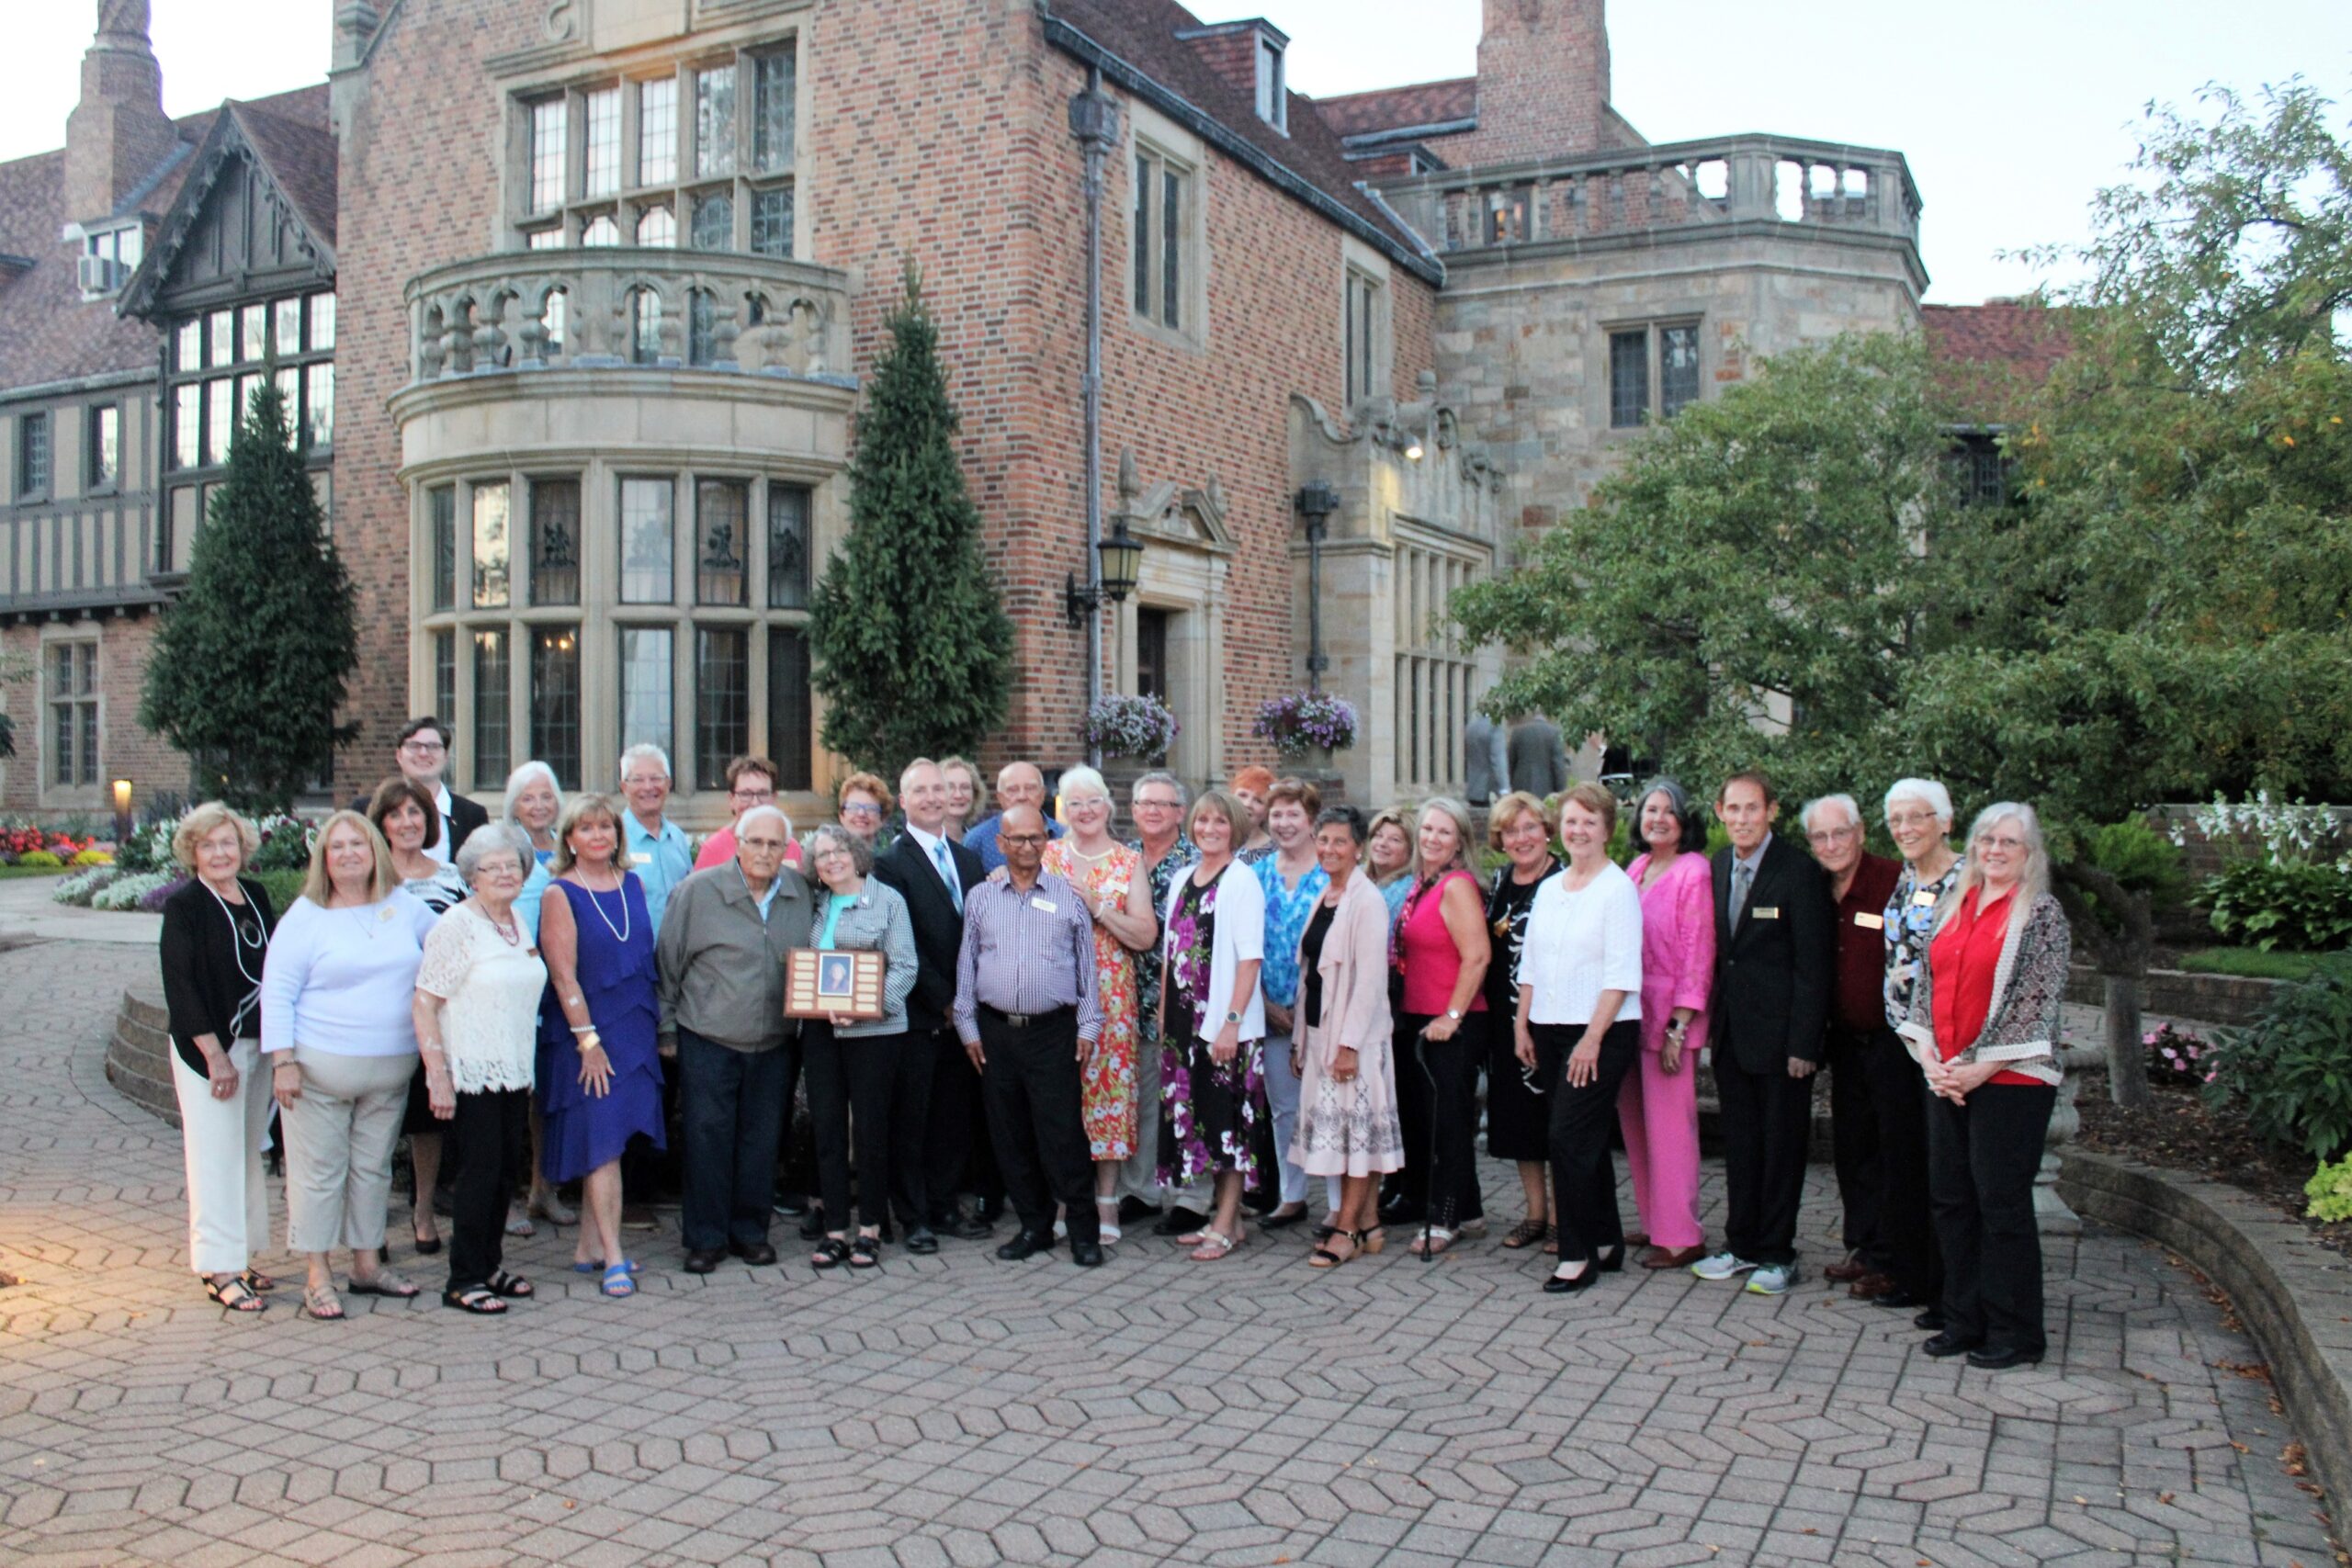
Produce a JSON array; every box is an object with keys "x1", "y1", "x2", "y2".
[
  {"x1": 169, "y1": 1038, "x2": 273, "y2": 1275},
  {"x1": 280, "y1": 1046, "x2": 414, "y2": 1255}
]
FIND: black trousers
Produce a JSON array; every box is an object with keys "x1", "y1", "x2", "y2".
[
  {"x1": 977, "y1": 1008, "x2": 1098, "y2": 1244},
  {"x1": 922, "y1": 1024, "x2": 1001, "y2": 1222},
  {"x1": 447, "y1": 1086, "x2": 528, "y2": 1292},
  {"x1": 1826, "y1": 1025, "x2": 1887, "y2": 1266},
  {"x1": 1865, "y1": 1030, "x2": 1943, "y2": 1300},
  {"x1": 802, "y1": 1021, "x2": 928, "y2": 1230},
  {"x1": 1387, "y1": 1011, "x2": 1488, "y2": 1228},
  {"x1": 1927, "y1": 1080, "x2": 2056, "y2": 1354},
  {"x1": 1713, "y1": 1050, "x2": 1815, "y2": 1268},
  {"x1": 677, "y1": 1029, "x2": 791, "y2": 1252},
  {"x1": 1540, "y1": 1020, "x2": 1640, "y2": 1265}
]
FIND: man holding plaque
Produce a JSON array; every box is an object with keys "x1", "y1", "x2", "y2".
[{"x1": 953, "y1": 806, "x2": 1105, "y2": 1266}]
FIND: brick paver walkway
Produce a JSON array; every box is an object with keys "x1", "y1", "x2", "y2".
[{"x1": 0, "y1": 941, "x2": 2332, "y2": 1567}]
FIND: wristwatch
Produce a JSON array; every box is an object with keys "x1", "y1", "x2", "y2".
[
  {"x1": 1225, "y1": 1010, "x2": 1242, "y2": 1025},
  {"x1": 1445, "y1": 1008, "x2": 1464, "y2": 1021}
]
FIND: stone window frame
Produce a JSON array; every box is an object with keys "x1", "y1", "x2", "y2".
[
  {"x1": 1602, "y1": 314, "x2": 1706, "y2": 431},
  {"x1": 1391, "y1": 528, "x2": 1485, "y2": 795},
  {"x1": 41, "y1": 632, "x2": 100, "y2": 799},
  {"x1": 1127, "y1": 103, "x2": 1209, "y2": 352},
  {"x1": 415, "y1": 460, "x2": 821, "y2": 800},
  {"x1": 1340, "y1": 236, "x2": 1392, "y2": 409},
  {"x1": 509, "y1": 35, "x2": 800, "y2": 262},
  {"x1": 1255, "y1": 34, "x2": 1288, "y2": 135}
]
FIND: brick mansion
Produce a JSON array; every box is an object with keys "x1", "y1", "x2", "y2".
[{"x1": 0, "y1": 0, "x2": 2026, "y2": 826}]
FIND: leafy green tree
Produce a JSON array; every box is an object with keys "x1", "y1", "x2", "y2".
[
  {"x1": 141, "y1": 379, "x2": 357, "y2": 812},
  {"x1": 0, "y1": 649, "x2": 28, "y2": 760},
  {"x1": 1457, "y1": 85, "x2": 2352, "y2": 1103},
  {"x1": 809, "y1": 264, "x2": 1014, "y2": 775}
]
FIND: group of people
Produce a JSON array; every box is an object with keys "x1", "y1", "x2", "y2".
[{"x1": 158, "y1": 724, "x2": 2070, "y2": 1369}]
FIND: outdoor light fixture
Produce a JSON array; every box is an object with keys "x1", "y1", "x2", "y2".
[
  {"x1": 110, "y1": 778, "x2": 132, "y2": 847},
  {"x1": 1295, "y1": 482, "x2": 1340, "y2": 691},
  {"x1": 1064, "y1": 519, "x2": 1146, "y2": 627},
  {"x1": 1404, "y1": 440, "x2": 1424, "y2": 461}
]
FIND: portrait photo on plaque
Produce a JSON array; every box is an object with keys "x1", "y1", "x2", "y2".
[{"x1": 785, "y1": 947, "x2": 888, "y2": 1020}]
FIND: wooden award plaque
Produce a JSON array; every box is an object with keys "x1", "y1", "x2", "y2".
[{"x1": 786, "y1": 947, "x2": 888, "y2": 1021}]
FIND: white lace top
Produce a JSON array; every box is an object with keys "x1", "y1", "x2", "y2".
[{"x1": 415, "y1": 903, "x2": 545, "y2": 1094}]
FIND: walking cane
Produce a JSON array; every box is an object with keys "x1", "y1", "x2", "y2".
[{"x1": 1417, "y1": 1023, "x2": 1442, "y2": 1264}]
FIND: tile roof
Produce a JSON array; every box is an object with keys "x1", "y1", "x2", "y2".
[
  {"x1": 1041, "y1": 0, "x2": 1441, "y2": 280},
  {"x1": 0, "y1": 83, "x2": 328, "y2": 395},
  {"x1": 1317, "y1": 77, "x2": 1478, "y2": 141},
  {"x1": 232, "y1": 98, "x2": 337, "y2": 250},
  {"x1": 1922, "y1": 301, "x2": 2075, "y2": 425}
]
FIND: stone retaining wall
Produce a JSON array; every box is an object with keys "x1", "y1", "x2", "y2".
[
  {"x1": 105, "y1": 985, "x2": 179, "y2": 1129},
  {"x1": 2058, "y1": 1149, "x2": 2352, "y2": 1515},
  {"x1": 2064, "y1": 964, "x2": 2282, "y2": 1029}
]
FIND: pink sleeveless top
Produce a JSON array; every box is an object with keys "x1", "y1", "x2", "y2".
[{"x1": 1396, "y1": 868, "x2": 1488, "y2": 1018}]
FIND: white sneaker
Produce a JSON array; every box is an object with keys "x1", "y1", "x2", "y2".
[
  {"x1": 1690, "y1": 1251, "x2": 1756, "y2": 1281},
  {"x1": 1745, "y1": 1263, "x2": 1798, "y2": 1295}
]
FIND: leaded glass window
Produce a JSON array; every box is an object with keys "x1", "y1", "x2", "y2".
[{"x1": 529, "y1": 478, "x2": 582, "y2": 605}]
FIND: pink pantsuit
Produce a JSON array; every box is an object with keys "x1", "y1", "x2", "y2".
[{"x1": 1618, "y1": 851, "x2": 1714, "y2": 1249}]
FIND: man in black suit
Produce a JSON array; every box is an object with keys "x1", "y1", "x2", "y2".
[
  {"x1": 359, "y1": 717, "x2": 488, "y2": 864},
  {"x1": 872, "y1": 757, "x2": 989, "y2": 1248},
  {"x1": 1690, "y1": 770, "x2": 1832, "y2": 1296},
  {"x1": 1506, "y1": 713, "x2": 1571, "y2": 798}
]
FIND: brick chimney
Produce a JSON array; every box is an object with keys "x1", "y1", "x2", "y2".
[
  {"x1": 1450, "y1": 0, "x2": 1614, "y2": 166},
  {"x1": 62, "y1": 0, "x2": 176, "y2": 224}
]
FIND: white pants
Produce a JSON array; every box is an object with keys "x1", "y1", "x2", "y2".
[
  {"x1": 1261, "y1": 1030, "x2": 1307, "y2": 1207},
  {"x1": 279, "y1": 1046, "x2": 414, "y2": 1255},
  {"x1": 169, "y1": 1038, "x2": 273, "y2": 1275}
]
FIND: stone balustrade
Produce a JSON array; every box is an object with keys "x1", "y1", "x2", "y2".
[
  {"x1": 1377, "y1": 133, "x2": 1920, "y2": 256},
  {"x1": 402, "y1": 248, "x2": 853, "y2": 385}
]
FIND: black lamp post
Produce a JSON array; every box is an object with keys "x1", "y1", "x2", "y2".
[
  {"x1": 1295, "y1": 480, "x2": 1339, "y2": 691},
  {"x1": 1064, "y1": 518, "x2": 1145, "y2": 628}
]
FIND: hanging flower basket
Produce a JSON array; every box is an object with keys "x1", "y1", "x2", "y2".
[
  {"x1": 1252, "y1": 691, "x2": 1359, "y2": 757},
  {"x1": 1085, "y1": 693, "x2": 1180, "y2": 761}
]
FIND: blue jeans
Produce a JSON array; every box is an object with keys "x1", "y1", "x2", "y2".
[{"x1": 677, "y1": 1028, "x2": 793, "y2": 1252}]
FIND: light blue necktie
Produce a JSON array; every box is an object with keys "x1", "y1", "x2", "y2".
[
  {"x1": 933, "y1": 840, "x2": 963, "y2": 912},
  {"x1": 1731, "y1": 861, "x2": 1754, "y2": 926}
]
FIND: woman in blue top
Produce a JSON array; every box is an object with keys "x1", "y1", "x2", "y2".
[
  {"x1": 537, "y1": 793, "x2": 665, "y2": 1297},
  {"x1": 799, "y1": 825, "x2": 920, "y2": 1269}
]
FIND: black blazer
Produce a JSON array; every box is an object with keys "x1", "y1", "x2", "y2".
[
  {"x1": 872, "y1": 829, "x2": 983, "y2": 1035},
  {"x1": 348, "y1": 785, "x2": 488, "y2": 857},
  {"x1": 1711, "y1": 835, "x2": 1833, "y2": 1073},
  {"x1": 157, "y1": 875, "x2": 279, "y2": 1076}
]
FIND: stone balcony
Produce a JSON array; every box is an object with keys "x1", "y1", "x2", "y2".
[
  {"x1": 401, "y1": 247, "x2": 854, "y2": 386},
  {"x1": 1377, "y1": 131, "x2": 1922, "y2": 271}
]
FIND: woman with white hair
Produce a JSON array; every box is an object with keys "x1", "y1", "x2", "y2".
[
  {"x1": 499, "y1": 761, "x2": 575, "y2": 1235},
  {"x1": 412, "y1": 824, "x2": 546, "y2": 1314},
  {"x1": 1875, "y1": 777, "x2": 1962, "y2": 1322},
  {"x1": 1043, "y1": 765, "x2": 1156, "y2": 1242},
  {"x1": 1906, "y1": 801, "x2": 2071, "y2": 1371}
]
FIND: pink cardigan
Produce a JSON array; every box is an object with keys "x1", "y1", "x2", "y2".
[
  {"x1": 1295, "y1": 872, "x2": 1394, "y2": 1066},
  {"x1": 1625, "y1": 850, "x2": 1714, "y2": 1055}
]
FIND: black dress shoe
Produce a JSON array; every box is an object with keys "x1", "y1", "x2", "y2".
[
  {"x1": 1070, "y1": 1241, "x2": 1104, "y2": 1267},
  {"x1": 730, "y1": 1242, "x2": 777, "y2": 1267},
  {"x1": 1914, "y1": 1307, "x2": 1948, "y2": 1332},
  {"x1": 1966, "y1": 1344, "x2": 2044, "y2": 1371},
  {"x1": 1871, "y1": 1289, "x2": 1928, "y2": 1309},
  {"x1": 798, "y1": 1207, "x2": 827, "y2": 1241},
  {"x1": 1543, "y1": 1264, "x2": 1597, "y2": 1294},
  {"x1": 904, "y1": 1226, "x2": 939, "y2": 1255},
  {"x1": 773, "y1": 1195, "x2": 808, "y2": 1217},
  {"x1": 1260, "y1": 1205, "x2": 1309, "y2": 1231},
  {"x1": 1116, "y1": 1196, "x2": 1159, "y2": 1224},
  {"x1": 947, "y1": 1213, "x2": 995, "y2": 1241},
  {"x1": 995, "y1": 1229, "x2": 1056, "y2": 1261},
  {"x1": 1596, "y1": 1245, "x2": 1626, "y2": 1273},
  {"x1": 1152, "y1": 1207, "x2": 1209, "y2": 1237},
  {"x1": 682, "y1": 1248, "x2": 724, "y2": 1274},
  {"x1": 1922, "y1": 1332, "x2": 1984, "y2": 1359},
  {"x1": 1377, "y1": 1196, "x2": 1422, "y2": 1225}
]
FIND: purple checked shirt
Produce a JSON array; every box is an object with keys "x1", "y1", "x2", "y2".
[{"x1": 952, "y1": 869, "x2": 1102, "y2": 1044}]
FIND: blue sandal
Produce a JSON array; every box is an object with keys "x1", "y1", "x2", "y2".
[
  {"x1": 600, "y1": 1261, "x2": 636, "y2": 1298},
  {"x1": 571, "y1": 1257, "x2": 640, "y2": 1275}
]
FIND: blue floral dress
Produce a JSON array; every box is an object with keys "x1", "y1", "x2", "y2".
[{"x1": 1159, "y1": 873, "x2": 1262, "y2": 1185}]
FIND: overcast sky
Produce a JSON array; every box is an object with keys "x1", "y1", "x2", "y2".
[{"x1": 3, "y1": 0, "x2": 2346, "y2": 303}]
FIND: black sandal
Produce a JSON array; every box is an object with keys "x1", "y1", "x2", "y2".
[
  {"x1": 810, "y1": 1238, "x2": 851, "y2": 1269},
  {"x1": 205, "y1": 1274, "x2": 268, "y2": 1313},
  {"x1": 441, "y1": 1285, "x2": 508, "y2": 1314},
  {"x1": 485, "y1": 1270, "x2": 534, "y2": 1299},
  {"x1": 850, "y1": 1235, "x2": 881, "y2": 1269}
]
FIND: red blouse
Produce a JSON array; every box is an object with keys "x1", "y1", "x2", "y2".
[
  {"x1": 1396, "y1": 868, "x2": 1489, "y2": 1018},
  {"x1": 1928, "y1": 887, "x2": 2038, "y2": 1087}
]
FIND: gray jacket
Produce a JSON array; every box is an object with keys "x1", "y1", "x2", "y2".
[
  {"x1": 655, "y1": 862, "x2": 814, "y2": 1051},
  {"x1": 813, "y1": 878, "x2": 919, "y2": 1038},
  {"x1": 1508, "y1": 718, "x2": 1571, "y2": 797},
  {"x1": 1464, "y1": 714, "x2": 1510, "y2": 806}
]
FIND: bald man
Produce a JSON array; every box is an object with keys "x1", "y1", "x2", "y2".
[{"x1": 962, "y1": 761, "x2": 1065, "y2": 874}]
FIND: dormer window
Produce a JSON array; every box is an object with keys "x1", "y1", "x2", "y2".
[
  {"x1": 76, "y1": 222, "x2": 143, "y2": 298},
  {"x1": 1255, "y1": 34, "x2": 1287, "y2": 134}
]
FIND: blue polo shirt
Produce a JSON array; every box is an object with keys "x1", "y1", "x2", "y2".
[{"x1": 624, "y1": 813, "x2": 695, "y2": 930}]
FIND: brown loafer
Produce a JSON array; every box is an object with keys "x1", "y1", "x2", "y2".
[
  {"x1": 1643, "y1": 1245, "x2": 1706, "y2": 1269},
  {"x1": 1823, "y1": 1253, "x2": 1871, "y2": 1282},
  {"x1": 1848, "y1": 1271, "x2": 1898, "y2": 1299}
]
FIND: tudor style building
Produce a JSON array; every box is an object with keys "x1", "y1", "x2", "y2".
[{"x1": 3, "y1": 0, "x2": 1967, "y2": 824}]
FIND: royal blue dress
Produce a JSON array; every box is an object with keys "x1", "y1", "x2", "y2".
[{"x1": 538, "y1": 874, "x2": 665, "y2": 1182}]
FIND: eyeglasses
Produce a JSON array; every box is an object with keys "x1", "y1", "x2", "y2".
[
  {"x1": 1886, "y1": 810, "x2": 1940, "y2": 829},
  {"x1": 1807, "y1": 825, "x2": 1861, "y2": 845},
  {"x1": 399, "y1": 739, "x2": 447, "y2": 756},
  {"x1": 1002, "y1": 833, "x2": 1048, "y2": 845},
  {"x1": 840, "y1": 803, "x2": 882, "y2": 820},
  {"x1": 1979, "y1": 835, "x2": 2029, "y2": 852},
  {"x1": 730, "y1": 786, "x2": 776, "y2": 804}
]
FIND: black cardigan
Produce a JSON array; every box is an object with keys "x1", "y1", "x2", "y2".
[{"x1": 158, "y1": 876, "x2": 278, "y2": 1076}]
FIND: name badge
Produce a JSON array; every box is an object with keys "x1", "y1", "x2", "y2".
[
  {"x1": 378, "y1": 905, "x2": 397, "y2": 922},
  {"x1": 1753, "y1": 906, "x2": 1781, "y2": 919},
  {"x1": 631, "y1": 852, "x2": 653, "y2": 866},
  {"x1": 1854, "y1": 912, "x2": 1885, "y2": 931},
  {"x1": 1913, "y1": 890, "x2": 1937, "y2": 907},
  {"x1": 1030, "y1": 897, "x2": 1058, "y2": 913}
]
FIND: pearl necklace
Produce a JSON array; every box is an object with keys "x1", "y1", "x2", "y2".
[{"x1": 576, "y1": 865, "x2": 631, "y2": 943}]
